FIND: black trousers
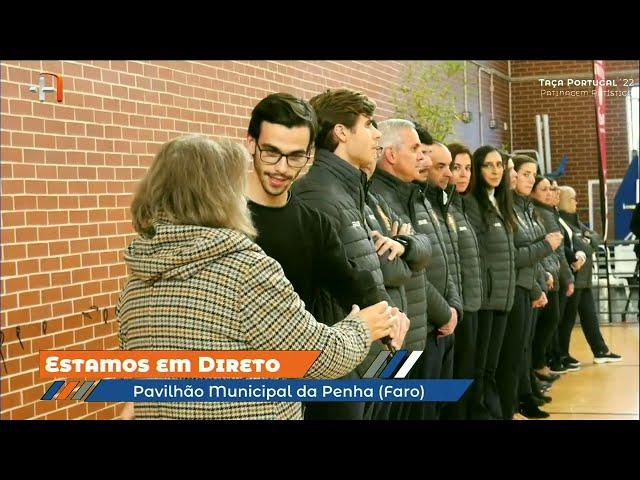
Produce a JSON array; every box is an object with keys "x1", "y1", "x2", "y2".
[
  {"x1": 532, "y1": 290, "x2": 560, "y2": 370},
  {"x1": 441, "y1": 310, "x2": 478, "y2": 420},
  {"x1": 304, "y1": 370, "x2": 364, "y2": 420},
  {"x1": 389, "y1": 350, "x2": 426, "y2": 420},
  {"x1": 549, "y1": 285, "x2": 566, "y2": 364},
  {"x1": 363, "y1": 400, "x2": 391, "y2": 420},
  {"x1": 558, "y1": 288, "x2": 608, "y2": 356},
  {"x1": 497, "y1": 287, "x2": 532, "y2": 419},
  {"x1": 519, "y1": 307, "x2": 538, "y2": 399},
  {"x1": 304, "y1": 402, "x2": 364, "y2": 420},
  {"x1": 402, "y1": 330, "x2": 451, "y2": 420},
  {"x1": 438, "y1": 333, "x2": 455, "y2": 418},
  {"x1": 389, "y1": 329, "x2": 448, "y2": 420},
  {"x1": 423, "y1": 330, "x2": 454, "y2": 419},
  {"x1": 469, "y1": 309, "x2": 508, "y2": 420}
]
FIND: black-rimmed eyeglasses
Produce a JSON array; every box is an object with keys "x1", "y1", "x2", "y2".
[{"x1": 256, "y1": 144, "x2": 311, "y2": 169}]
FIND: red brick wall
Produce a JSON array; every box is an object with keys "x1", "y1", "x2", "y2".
[
  {"x1": 0, "y1": 61, "x2": 411, "y2": 419},
  {"x1": 510, "y1": 60, "x2": 639, "y2": 234},
  {"x1": 0, "y1": 59, "x2": 516, "y2": 420}
]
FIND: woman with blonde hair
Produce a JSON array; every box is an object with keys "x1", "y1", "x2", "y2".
[{"x1": 117, "y1": 135, "x2": 397, "y2": 420}]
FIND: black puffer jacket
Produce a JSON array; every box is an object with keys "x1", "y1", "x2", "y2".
[
  {"x1": 532, "y1": 263, "x2": 548, "y2": 301},
  {"x1": 365, "y1": 191, "x2": 431, "y2": 350},
  {"x1": 371, "y1": 169, "x2": 457, "y2": 331},
  {"x1": 364, "y1": 194, "x2": 410, "y2": 312},
  {"x1": 530, "y1": 203, "x2": 560, "y2": 294},
  {"x1": 355, "y1": 195, "x2": 410, "y2": 375},
  {"x1": 464, "y1": 193, "x2": 516, "y2": 312},
  {"x1": 532, "y1": 200, "x2": 574, "y2": 289},
  {"x1": 558, "y1": 210, "x2": 603, "y2": 289},
  {"x1": 512, "y1": 193, "x2": 554, "y2": 292},
  {"x1": 423, "y1": 183, "x2": 463, "y2": 311},
  {"x1": 449, "y1": 192, "x2": 483, "y2": 313},
  {"x1": 292, "y1": 150, "x2": 392, "y2": 327}
]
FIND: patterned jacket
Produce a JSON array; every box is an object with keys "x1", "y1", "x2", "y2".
[{"x1": 117, "y1": 222, "x2": 371, "y2": 420}]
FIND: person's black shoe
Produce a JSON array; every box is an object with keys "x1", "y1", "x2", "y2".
[
  {"x1": 562, "y1": 357, "x2": 581, "y2": 371},
  {"x1": 594, "y1": 351, "x2": 622, "y2": 364},
  {"x1": 549, "y1": 361, "x2": 569, "y2": 374},
  {"x1": 519, "y1": 403, "x2": 550, "y2": 419},
  {"x1": 530, "y1": 376, "x2": 551, "y2": 398},
  {"x1": 521, "y1": 393, "x2": 544, "y2": 407},
  {"x1": 532, "y1": 389, "x2": 552, "y2": 403},
  {"x1": 533, "y1": 376, "x2": 552, "y2": 393},
  {"x1": 535, "y1": 371, "x2": 560, "y2": 382},
  {"x1": 565, "y1": 355, "x2": 581, "y2": 367},
  {"x1": 535, "y1": 377, "x2": 553, "y2": 389},
  {"x1": 531, "y1": 396, "x2": 544, "y2": 406}
]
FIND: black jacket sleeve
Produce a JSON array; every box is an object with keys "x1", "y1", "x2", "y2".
[
  {"x1": 376, "y1": 249, "x2": 413, "y2": 288},
  {"x1": 582, "y1": 222, "x2": 604, "y2": 248},
  {"x1": 531, "y1": 269, "x2": 543, "y2": 301},
  {"x1": 366, "y1": 195, "x2": 414, "y2": 289},
  {"x1": 540, "y1": 209, "x2": 575, "y2": 286},
  {"x1": 315, "y1": 211, "x2": 382, "y2": 310},
  {"x1": 559, "y1": 247, "x2": 575, "y2": 286},
  {"x1": 376, "y1": 193, "x2": 432, "y2": 272},
  {"x1": 425, "y1": 281, "x2": 452, "y2": 327},
  {"x1": 515, "y1": 238, "x2": 553, "y2": 269},
  {"x1": 533, "y1": 263, "x2": 548, "y2": 298},
  {"x1": 398, "y1": 233, "x2": 431, "y2": 272},
  {"x1": 445, "y1": 273, "x2": 463, "y2": 317}
]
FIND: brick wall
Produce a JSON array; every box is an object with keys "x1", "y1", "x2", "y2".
[
  {"x1": 510, "y1": 60, "x2": 639, "y2": 234},
  {"x1": 0, "y1": 61, "x2": 459, "y2": 419},
  {"x1": 0, "y1": 59, "x2": 546, "y2": 420}
]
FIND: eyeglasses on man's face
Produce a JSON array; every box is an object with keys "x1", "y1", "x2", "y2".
[{"x1": 256, "y1": 144, "x2": 310, "y2": 168}]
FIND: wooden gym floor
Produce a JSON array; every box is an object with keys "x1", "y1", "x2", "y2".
[{"x1": 541, "y1": 322, "x2": 639, "y2": 420}]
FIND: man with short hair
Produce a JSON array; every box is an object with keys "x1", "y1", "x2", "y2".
[
  {"x1": 246, "y1": 93, "x2": 408, "y2": 421},
  {"x1": 288, "y1": 89, "x2": 411, "y2": 420},
  {"x1": 372, "y1": 119, "x2": 460, "y2": 419},
  {"x1": 421, "y1": 141, "x2": 463, "y2": 408}
]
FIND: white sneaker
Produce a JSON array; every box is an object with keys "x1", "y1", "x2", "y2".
[{"x1": 593, "y1": 352, "x2": 622, "y2": 364}]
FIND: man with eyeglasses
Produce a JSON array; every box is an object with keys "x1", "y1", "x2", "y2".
[
  {"x1": 247, "y1": 92, "x2": 391, "y2": 320},
  {"x1": 246, "y1": 93, "x2": 409, "y2": 421}
]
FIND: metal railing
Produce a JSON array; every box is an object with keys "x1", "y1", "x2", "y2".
[{"x1": 593, "y1": 239, "x2": 639, "y2": 323}]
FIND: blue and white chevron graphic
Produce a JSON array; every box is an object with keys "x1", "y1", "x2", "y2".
[{"x1": 362, "y1": 350, "x2": 424, "y2": 378}]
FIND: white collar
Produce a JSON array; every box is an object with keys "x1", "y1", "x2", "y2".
[{"x1": 559, "y1": 216, "x2": 573, "y2": 240}]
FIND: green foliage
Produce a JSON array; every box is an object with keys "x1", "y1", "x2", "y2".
[{"x1": 392, "y1": 61, "x2": 464, "y2": 142}]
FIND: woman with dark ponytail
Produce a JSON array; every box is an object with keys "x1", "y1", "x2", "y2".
[
  {"x1": 464, "y1": 145, "x2": 517, "y2": 420},
  {"x1": 441, "y1": 142, "x2": 482, "y2": 420},
  {"x1": 530, "y1": 175, "x2": 573, "y2": 386},
  {"x1": 496, "y1": 156, "x2": 561, "y2": 419}
]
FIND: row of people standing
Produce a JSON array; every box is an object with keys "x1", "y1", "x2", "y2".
[
  {"x1": 118, "y1": 87, "x2": 620, "y2": 420},
  {"x1": 447, "y1": 147, "x2": 621, "y2": 419},
  {"x1": 368, "y1": 123, "x2": 621, "y2": 420},
  {"x1": 117, "y1": 91, "x2": 408, "y2": 420}
]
